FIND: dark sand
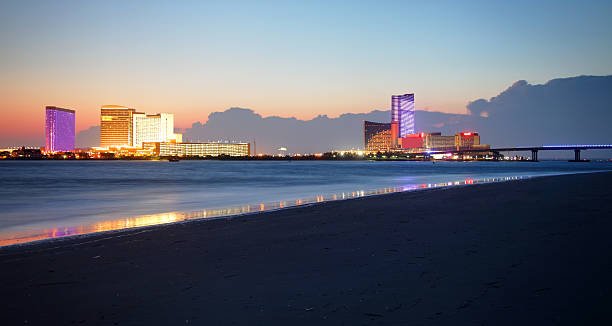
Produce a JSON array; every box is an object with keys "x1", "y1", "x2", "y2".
[{"x1": 1, "y1": 172, "x2": 612, "y2": 325}]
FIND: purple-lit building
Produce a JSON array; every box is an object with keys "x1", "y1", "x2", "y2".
[
  {"x1": 45, "y1": 106, "x2": 75, "y2": 152},
  {"x1": 391, "y1": 93, "x2": 415, "y2": 137}
]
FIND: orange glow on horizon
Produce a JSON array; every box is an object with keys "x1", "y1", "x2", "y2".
[{"x1": 0, "y1": 94, "x2": 466, "y2": 147}]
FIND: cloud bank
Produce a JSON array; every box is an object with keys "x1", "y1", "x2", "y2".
[{"x1": 75, "y1": 75, "x2": 612, "y2": 157}]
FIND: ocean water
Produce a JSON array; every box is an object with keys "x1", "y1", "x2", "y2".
[{"x1": 1, "y1": 160, "x2": 610, "y2": 246}]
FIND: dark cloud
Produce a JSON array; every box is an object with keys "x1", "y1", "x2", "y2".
[
  {"x1": 466, "y1": 99, "x2": 488, "y2": 116},
  {"x1": 458, "y1": 75, "x2": 612, "y2": 147}
]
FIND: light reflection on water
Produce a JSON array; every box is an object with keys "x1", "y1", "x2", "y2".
[{"x1": 0, "y1": 176, "x2": 523, "y2": 247}]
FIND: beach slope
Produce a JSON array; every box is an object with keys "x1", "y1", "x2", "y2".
[{"x1": 1, "y1": 172, "x2": 611, "y2": 325}]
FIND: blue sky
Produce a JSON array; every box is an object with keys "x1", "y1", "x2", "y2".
[{"x1": 1, "y1": 0, "x2": 611, "y2": 141}]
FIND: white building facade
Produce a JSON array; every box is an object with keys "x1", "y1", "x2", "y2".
[
  {"x1": 132, "y1": 113, "x2": 176, "y2": 147},
  {"x1": 156, "y1": 142, "x2": 250, "y2": 157}
]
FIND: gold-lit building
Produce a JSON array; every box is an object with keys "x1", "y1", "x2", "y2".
[
  {"x1": 101, "y1": 105, "x2": 178, "y2": 148},
  {"x1": 145, "y1": 142, "x2": 250, "y2": 157},
  {"x1": 364, "y1": 120, "x2": 395, "y2": 152},
  {"x1": 100, "y1": 105, "x2": 135, "y2": 147}
]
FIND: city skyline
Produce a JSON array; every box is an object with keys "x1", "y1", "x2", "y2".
[
  {"x1": 2, "y1": 74, "x2": 612, "y2": 156},
  {"x1": 1, "y1": 1, "x2": 612, "y2": 146},
  {"x1": 2, "y1": 2, "x2": 612, "y2": 323}
]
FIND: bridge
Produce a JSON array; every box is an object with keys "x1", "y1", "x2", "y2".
[{"x1": 426, "y1": 144, "x2": 612, "y2": 161}]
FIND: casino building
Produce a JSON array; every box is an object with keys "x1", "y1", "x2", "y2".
[
  {"x1": 96, "y1": 105, "x2": 250, "y2": 157},
  {"x1": 391, "y1": 93, "x2": 415, "y2": 137},
  {"x1": 132, "y1": 112, "x2": 176, "y2": 148},
  {"x1": 402, "y1": 132, "x2": 489, "y2": 152},
  {"x1": 100, "y1": 105, "x2": 135, "y2": 147},
  {"x1": 363, "y1": 93, "x2": 490, "y2": 153},
  {"x1": 45, "y1": 106, "x2": 75, "y2": 152},
  {"x1": 100, "y1": 105, "x2": 178, "y2": 148},
  {"x1": 363, "y1": 121, "x2": 394, "y2": 152}
]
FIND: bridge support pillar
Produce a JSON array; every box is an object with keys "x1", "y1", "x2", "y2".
[
  {"x1": 574, "y1": 149, "x2": 581, "y2": 161},
  {"x1": 531, "y1": 150, "x2": 538, "y2": 162}
]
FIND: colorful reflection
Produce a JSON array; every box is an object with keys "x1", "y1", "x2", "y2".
[{"x1": 0, "y1": 176, "x2": 525, "y2": 247}]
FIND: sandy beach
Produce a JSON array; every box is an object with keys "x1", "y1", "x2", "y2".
[{"x1": 1, "y1": 171, "x2": 611, "y2": 325}]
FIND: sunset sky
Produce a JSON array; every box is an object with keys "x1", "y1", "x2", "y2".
[{"x1": 1, "y1": 0, "x2": 611, "y2": 146}]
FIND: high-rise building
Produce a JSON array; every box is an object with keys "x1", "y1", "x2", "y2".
[
  {"x1": 100, "y1": 105, "x2": 135, "y2": 147},
  {"x1": 363, "y1": 120, "x2": 393, "y2": 152},
  {"x1": 101, "y1": 105, "x2": 177, "y2": 148},
  {"x1": 132, "y1": 113, "x2": 175, "y2": 147},
  {"x1": 45, "y1": 106, "x2": 75, "y2": 152},
  {"x1": 391, "y1": 93, "x2": 415, "y2": 137}
]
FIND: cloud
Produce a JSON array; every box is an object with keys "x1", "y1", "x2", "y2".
[
  {"x1": 183, "y1": 75, "x2": 612, "y2": 156},
  {"x1": 75, "y1": 75, "x2": 612, "y2": 158},
  {"x1": 182, "y1": 107, "x2": 392, "y2": 153},
  {"x1": 76, "y1": 125, "x2": 99, "y2": 148},
  {"x1": 440, "y1": 75, "x2": 612, "y2": 152},
  {"x1": 466, "y1": 98, "x2": 488, "y2": 116}
]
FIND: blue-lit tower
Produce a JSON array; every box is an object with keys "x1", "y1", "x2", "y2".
[
  {"x1": 45, "y1": 106, "x2": 75, "y2": 152},
  {"x1": 391, "y1": 93, "x2": 415, "y2": 137}
]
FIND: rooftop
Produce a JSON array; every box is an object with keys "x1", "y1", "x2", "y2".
[
  {"x1": 101, "y1": 105, "x2": 132, "y2": 109},
  {"x1": 46, "y1": 106, "x2": 75, "y2": 114}
]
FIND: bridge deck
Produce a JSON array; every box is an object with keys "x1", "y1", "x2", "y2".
[{"x1": 424, "y1": 144, "x2": 612, "y2": 155}]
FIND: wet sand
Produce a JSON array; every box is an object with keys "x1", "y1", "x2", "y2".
[{"x1": 1, "y1": 172, "x2": 611, "y2": 325}]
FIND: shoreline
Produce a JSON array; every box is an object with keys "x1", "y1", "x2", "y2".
[
  {"x1": 2, "y1": 172, "x2": 612, "y2": 325},
  {"x1": 3, "y1": 157, "x2": 612, "y2": 162},
  {"x1": 0, "y1": 174, "x2": 546, "y2": 249},
  {"x1": 1, "y1": 170, "x2": 609, "y2": 249}
]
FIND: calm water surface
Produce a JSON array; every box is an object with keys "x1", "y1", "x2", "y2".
[{"x1": 1, "y1": 160, "x2": 610, "y2": 246}]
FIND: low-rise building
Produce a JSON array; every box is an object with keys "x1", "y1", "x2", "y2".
[
  {"x1": 455, "y1": 132, "x2": 480, "y2": 150},
  {"x1": 11, "y1": 147, "x2": 43, "y2": 158},
  {"x1": 399, "y1": 133, "x2": 424, "y2": 150},
  {"x1": 398, "y1": 132, "x2": 491, "y2": 152},
  {"x1": 422, "y1": 132, "x2": 456, "y2": 151},
  {"x1": 145, "y1": 142, "x2": 250, "y2": 157}
]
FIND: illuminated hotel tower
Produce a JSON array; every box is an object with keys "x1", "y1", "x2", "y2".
[
  {"x1": 391, "y1": 93, "x2": 415, "y2": 137},
  {"x1": 45, "y1": 106, "x2": 75, "y2": 152},
  {"x1": 100, "y1": 105, "x2": 135, "y2": 147},
  {"x1": 363, "y1": 120, "x2": 393, "y2": 152},
  {"x1": 132, "y1": 112, "x2": 175, "y2": 147}
]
